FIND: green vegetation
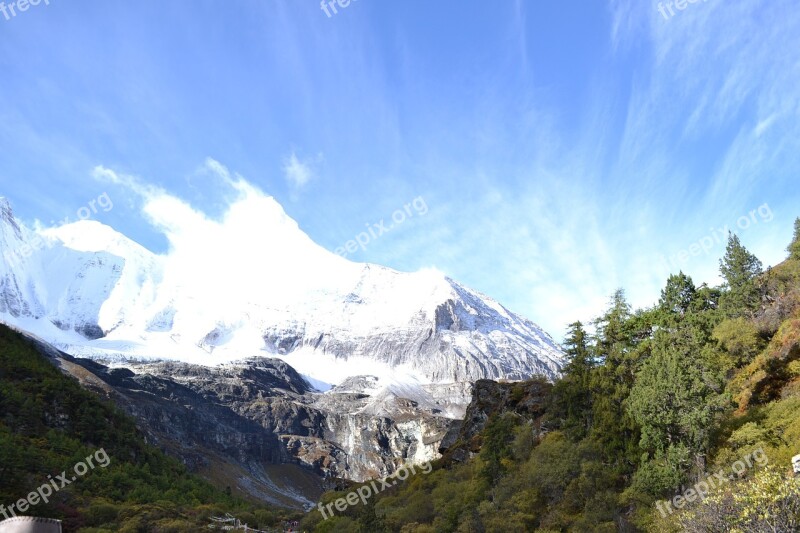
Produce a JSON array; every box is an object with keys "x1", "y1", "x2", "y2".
[
  {"x1": 0, "y1": 326, "x2": 298, "y2": 531},
  {"x1": 719, "y1": 233, "x2": 764, "y2": 316},
  {"x1": 302, "y1": 226, "x2": 800, "y2": 531},
  {"x1": 789, "y1": 217, "x2": 800, "y2": 260}
]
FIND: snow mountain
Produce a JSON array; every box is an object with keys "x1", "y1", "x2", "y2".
[{"x1": 0, "y1": 195, "x2": 563, "y2": 389}]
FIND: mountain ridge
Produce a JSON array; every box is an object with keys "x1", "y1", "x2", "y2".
[{"x1": 0, "y1": 194, "x2": 563, "y2": 389}]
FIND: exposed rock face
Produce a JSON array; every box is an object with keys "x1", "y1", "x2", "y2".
[
  {"x1": 24, "y1": 332, "x2": 458, "y2": 507},
  {"x1": 124, "y1": 360, "x2": 456, "y2": 482},
  {"x1": 49, "y1": 354, "x2": 321, "y2": 509},
  {"x1": 21, "y1": 331, "x2": 318, "y2": 507},
  {"x1": 79, "y1": 360, "x2": 292, "y2": 465},
  {"x1": 438, "y1": 378, "x2": 552, "y2": 463}
]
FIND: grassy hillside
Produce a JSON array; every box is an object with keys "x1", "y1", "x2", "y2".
[
  {"x1": 0, "y1": 325, "x2": 299, "y2": 532},
  {"x1": 300, "y1": 220, "x2": 800, "y2": 532}
]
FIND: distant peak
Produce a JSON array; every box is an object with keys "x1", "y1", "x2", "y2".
[{"x1": 0, "y1": 196, "x2": 21, "y2": 237}]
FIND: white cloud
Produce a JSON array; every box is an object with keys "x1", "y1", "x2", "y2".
[
  {"x1": 90, "y1": 162, "x2": 355, "y2": 320},
  {"x1": 282, "y1": 152, "x2": 315, "y2": 190}
]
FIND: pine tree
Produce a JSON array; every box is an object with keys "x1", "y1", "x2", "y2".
[
  {"x1": 627, "y1": 328, "x2": 719, "y2": 457},
  {"x1": 551, "y1": 321, "x2": 594, "y2": 439},
  {"x1": 719, "y1": 233, "x2": 763, "y2": 316},
  {"x1": 789, "y1": 217, "x2": 800, "y2": 260},
  {"x1": 593, "y1": 288, "x2": 632, "y2": 363},
  {"x1": 563, "y1": 321, "x2": 592, "y2": 376},
  {"x1": 720, "y1": 233, "x2": 762, "y2": 287},
  {"x1": 589, "y1": 290, "x2": 641, "y2": 470},
  {"x1": 659, "y1": 272, "x2": 696, "y2": 318},
  {"x1": 627, "y1": 320, "x2": 726, "y2": 500}
]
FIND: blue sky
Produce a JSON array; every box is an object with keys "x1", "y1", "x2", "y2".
[{"x1": 1, "y1": 0, "x2": 798, "y2": 338}]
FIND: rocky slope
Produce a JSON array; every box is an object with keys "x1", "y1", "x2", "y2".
[
  {"x1": 18, "y1": 327, "x2": 458, "y2": 507},
  {"x1": 119, "y1": 359, "x2": 457, "y2": 482},
  {"x1": 438, "y1": 378, "x2": 552, "y2": 464}
]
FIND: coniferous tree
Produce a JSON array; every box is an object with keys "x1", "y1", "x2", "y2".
[
  {"x1": 563, "y1": 320, "x2": 592, "y2": 375},
  {"x1": 589, "y1": 290, "x2": 640, "y2": 470},
  {"x1": 550, "y1": 321, "x2": 593, "y2": 439},
  {"x1": 627, "y1": 321, "x2": 725, "y2": 496},
  {"x1": 659, "y1": 272, "x2": 696, "y2": 318},
  {"x1": 719, "y1": 233, "x2": 763, "y2": 316},
  {"x1": 789, "y1": 217, "x2": 800, "y2": 260},
  {"x1": 720, "y1": 233, "x2": 763, "y2": 287},
  {"x1": 593, "y1": 288, "x2": 632, "y2": 363},
  {"x1": 628, "y1": 329, "x2": 719, "y2": 457}
]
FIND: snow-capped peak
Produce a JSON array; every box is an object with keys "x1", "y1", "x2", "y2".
[{"x1": 0, "y1": 192, "x2": 563, "y2": 388}]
